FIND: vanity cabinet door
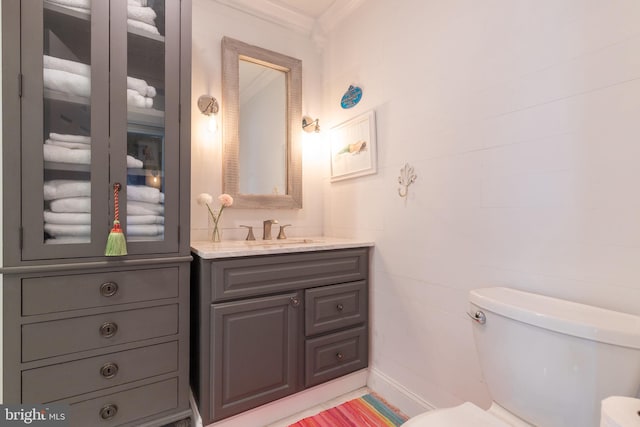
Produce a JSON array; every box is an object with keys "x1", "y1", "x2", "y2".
[{"x1": 210, "y1": 292, "x2": 301, "y2": 421}]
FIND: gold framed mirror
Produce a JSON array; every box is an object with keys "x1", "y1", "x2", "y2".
[{"x1": 221, "y1": 37, "x2": 302, "y2": 209}]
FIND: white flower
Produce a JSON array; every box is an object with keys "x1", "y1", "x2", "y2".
[{"x1": 197, "y1": 193, "x2": 213, "y2": 206}]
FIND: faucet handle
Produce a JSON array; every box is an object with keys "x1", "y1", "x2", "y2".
[
  {"x1": 239, "y1": 225, "x2": 256, "y2": 241},
  {"x1": 277, "y1": 224, "x2": 292, "y2": 240}
]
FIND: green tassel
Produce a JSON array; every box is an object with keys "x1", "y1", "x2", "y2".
[{"x1": 105, "y1": 220, "x2": 127, "y2": 256}]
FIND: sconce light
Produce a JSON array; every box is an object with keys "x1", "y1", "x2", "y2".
[
  {"x1": 198, "y1": 95, "x2": 219, "y2": 133},
  {"x1": 302, "y1": 115, "x2": 320, "y2": 133}
]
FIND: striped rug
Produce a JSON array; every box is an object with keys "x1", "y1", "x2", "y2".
[{"x1": 289, "y1": 393, "x2": 408, "y2": 426}]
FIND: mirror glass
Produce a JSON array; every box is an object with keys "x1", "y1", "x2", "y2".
[
  {"x1": 238, "y1": 60, "x2": 286, "y2": 195},
  {"x1": 222, "y1": 37, "x2": 302, "y2": 209}
]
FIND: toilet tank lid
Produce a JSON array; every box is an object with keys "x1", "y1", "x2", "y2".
[{"x1": 469, "y1": 287, "x2": 640, "y2": 349}]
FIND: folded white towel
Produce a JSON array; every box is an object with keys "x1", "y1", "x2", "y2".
[
  {"x1": 49, "y1": 197, "x2": 91, "y2": 213},
  {"x1": 128, "y1": 19, "x2": 160, "y2": 36},
  {"x1": 44, "y1": 210, "x2": 91, "y2": 225},
  {"x1": 127, "y1": 75, "x2": 156, "y2": 98},
  {"x1": 43, "y1": 54, "x2": 89, "y2": 77},
  {"x1": 45, "y1": 55, "x2": 156, "y2": 99},
  {"x1": 49, "y1": 133, "x2": 91, "y2": 144},
  {"x1": 43, "y1": 143, "x2": 142, "y2": 168},
  {"x1": 127, "y1": 185, "x2": 164, "y2": 204},
  {"x1": 127, "y1": 5, "x2": 157, "y2": 26},
  {"x1": 44, "y1": 223, "x2": 91, "y2": 237},
  {"x1": 45, "y1": 139, "x2": 90, "y2": 149},
  {"x1": 44, "y1": 144, "x2": 90, "y2": 165},
  {"x1": 44, "y1": 180, "x2": 90, "y2": 201},
  {"x1": 127, "y1": 155, "x2": 144, "y2": 169},
  {"x1": 46, "y1": 0, "x2": 90, "y2": 9},
  {"x1": 45, "y1": 236, "x2": 91, "y2": 244},
  {"x1": 127, "y1": 89, "x2": 154, "y2": 109},
  {"x1": 44, "y1": 68, "x2": 91, "y2": 98},
  {"x1": 127, "y1": 224, "x2": 164, "y2": 236},
  {"x1": 127, "y1": 215, "x2": 165, "y2": 225},
  {"x1": 128, "y1": 200, "x2": 165, "y2": 215}
]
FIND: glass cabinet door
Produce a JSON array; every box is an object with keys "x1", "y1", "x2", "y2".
[
  {"x1": 21, "y1": 0, "x2": 110, "y2": 260},
  {"x1": 110, "y1": 0, "x2": 180, "y2": 254},
  {"x1": 20, "y1": 0, "x2": 181, "y2": 261}
]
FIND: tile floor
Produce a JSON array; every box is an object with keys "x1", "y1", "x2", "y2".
[{"x1": 266, "y1": 387, "x2": 371, "y2": 427}]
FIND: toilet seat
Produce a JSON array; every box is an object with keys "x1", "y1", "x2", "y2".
[{"x1": 402, "y1": 402, "x2": 513, "y2": 427}]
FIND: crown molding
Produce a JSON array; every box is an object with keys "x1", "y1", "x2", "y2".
[
  {"x1": 317, "y1": 0, "x2": 367, "y2": 34},
  {"x1": 215, "y1": 0, "x2": 315, "y2": 35},
  {"x1": 215, "y1": 0, "x2": 366, "y2": 40}
]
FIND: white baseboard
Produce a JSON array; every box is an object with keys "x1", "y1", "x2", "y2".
[
  {"x1": 367, "y1": 367, "x2": 435, "y2": 417},
  {"x1": 207, "y1": 369, "x2": 368, "y2": 427}
]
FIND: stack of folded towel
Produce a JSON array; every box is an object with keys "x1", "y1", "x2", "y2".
[
  {"x1": 44, "y1": 179, "x2": 91, "y2": 244},
  {"x1": 43, "y1": 181, "x2": 165, "y2": 244},
  {"x1": 43, "y1": 54, "x2": 158, "y2": 109},
  {"x1": 44, "y1": 132, "x2": 144, "y2": 168},
  {"x1": 46, "y1": 0, "x2": 160, "y2": 36},
  {"x1": 127, "y1": 185, "x2": 165, "y2": 240}
]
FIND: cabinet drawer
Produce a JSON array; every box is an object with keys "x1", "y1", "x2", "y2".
[
  {"x1": 305, "y1": 281, "x2": 367, "y2": 336},
  {"x1": 22, "y1": 304, "x2": 178, "y2": 362},
  {"x1": 66, "y1": 378, "x2": 178, "y2": 427},
  {"x1": 305, "y1": 326, "x2": 368, "y2": 387},
  {"x1": 211, "y1": 248, "x2": 368, "y2": 302},
  {"x1": 22, "y1": 268, "x2": 179, "y2": 316},
  {"x1": 22, "y1": 341, "x2": 178, "y2": 403}
]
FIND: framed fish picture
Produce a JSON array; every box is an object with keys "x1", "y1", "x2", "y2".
[{"x1": 329, "y1": 110, "x2": 377, "y2": 182}]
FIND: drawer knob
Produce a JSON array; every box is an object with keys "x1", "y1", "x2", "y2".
[
  {"x1": 99, "y1": 404, "x2": 118, "y2": 420},
  {"x1": 336, "y1": 352, "x2": 344, "y2": 361},
  {"x1": 336, "y1": 303, "x2": 344, "y2": 312},
  {"x1": 100, "y1": 282, "x2": 119, "y2": 297},
  {"x1": 100, "y1": 362, "x2": 119, "y2": 379},
  {"x1": 290, "y1": 296, "x2": 301, "y2": 307},
  {"x1": 99, "y1": 322, "x2": 118, "y2": 338}
]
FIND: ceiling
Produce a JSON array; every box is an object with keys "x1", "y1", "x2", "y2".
[{"x1": 215, "y1": 0, "x2": 366, "y2": 38}]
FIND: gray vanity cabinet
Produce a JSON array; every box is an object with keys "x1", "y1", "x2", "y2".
[
  {"x1": 2, "y1": 1, "x2": 192, "y2": 426},
  {"x1": 191, "y1": 247, "x2": 370, "y2": 423}
]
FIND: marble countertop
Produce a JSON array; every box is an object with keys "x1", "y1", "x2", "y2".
[{"x1": 190, "y1": 236, "x2": 374, "y2": 259}]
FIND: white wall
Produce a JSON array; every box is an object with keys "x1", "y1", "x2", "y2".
[
  {"x1": 322, "y1": 0, "x2": 640, "y2": 412},
  {"x1": 191, "y1": 0, "x2": 326, "y2": 241}
]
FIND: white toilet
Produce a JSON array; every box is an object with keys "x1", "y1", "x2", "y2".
[{"x1": 404, "y1": 287, "x2": 640, "y2": 427}]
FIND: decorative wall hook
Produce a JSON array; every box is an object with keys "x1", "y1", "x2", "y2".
[{"x1": 398, "y1": 163, "x2": 417, "y2": 198}]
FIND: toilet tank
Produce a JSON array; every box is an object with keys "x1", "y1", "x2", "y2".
[{"x1": 469, "y1": 287, "x2": 640, "y2": 427}]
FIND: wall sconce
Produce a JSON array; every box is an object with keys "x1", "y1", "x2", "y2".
[
  {"x1": 198, "y1": 95, "x2": 219, "y2": 133},
  {"x1": 302, "y1": 115, "x2": 320, "y2": 133}
]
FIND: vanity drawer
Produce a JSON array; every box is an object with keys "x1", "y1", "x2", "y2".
[
  {"x1": 305, "y1": 281, "x2": 367, "y2": 336},
  {"x1": 22, "y1": 268, "x2": 179, "y2": 316},
  {"x1": 66, "y1": 377, "x2": 178, "y2": 427},
  {"x1": 22, "y1": 341, "x2": 178, "y2": 403},
  {"x1": 305, "y1": 326, "x2": 368, "y2": 387},
  {"x1": 211, "y1": 248, "x2": 368, "y2": 302},
  {"x1": 22, "y1": 304, "x2": 178, "y2": 362}
]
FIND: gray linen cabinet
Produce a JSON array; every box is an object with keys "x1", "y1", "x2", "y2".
[
  {"x1": 191, "y1": 248, "x2": 370, "y2": 423},
  {"x1": 1, "y1": 1, "x2": 192, "y2": 426}
]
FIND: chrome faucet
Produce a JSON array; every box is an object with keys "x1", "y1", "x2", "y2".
[{"x1": 262, "y1": 219, "x2": 278, "y2": 240}]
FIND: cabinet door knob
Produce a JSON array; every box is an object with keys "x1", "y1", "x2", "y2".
[
  {"x1": 99, "y1": 404, "x2": 118, "y2": 420},
  {"x1": 99, "y1": 322, "x2": 118, "y2": 338},
  {"x1": 336, "y1": 303, "x2": 344, "y2": 312},
  {"x1": 100, "y1": 362, "x2": 119, "y2": 379},
  {"x1": 100, "y1": 282, "x2": 119, "y2": 297},
  {"x1": 290, "y1": 296, "x2": 300, "y2": 307},
  {"x1": 336, "y1": 352, "x2": 344, "y2": 361}
]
